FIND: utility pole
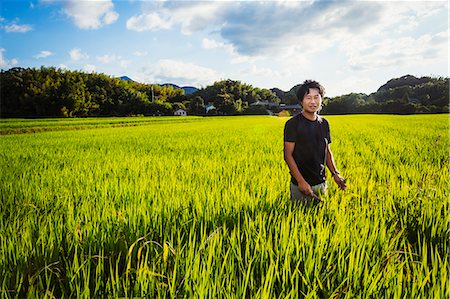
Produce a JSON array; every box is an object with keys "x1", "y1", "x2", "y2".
[{"x1": 151, "y1": 85, "x2": 154, "y2": 102}]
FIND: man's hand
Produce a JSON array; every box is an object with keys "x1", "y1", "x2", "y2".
[
  {"x1": 298, "y1": 180, "x2": 314, "y2": 196},
  {"x1": 333, "y1": 174, "x2": 347, "y2": 190}
]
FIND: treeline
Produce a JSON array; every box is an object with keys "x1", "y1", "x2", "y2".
[
  {"x1": 323, "y1": 75, "x2": 449, "y2": 114},
  {"x1": 0, "y1": 67, "x2": 278, "y2": 117},
  {"x1": 278, "y1": 74, "x2": 449, "y2": 114},
  {"x1": 0, "y1": 67, "x2": 448, "y2": 117},
  {"x1": 1, "y1": 67, "x2": 186, "y2": 117},
  {"x1": 193, "y1": 79, "x2": 279, "y2": 115}
]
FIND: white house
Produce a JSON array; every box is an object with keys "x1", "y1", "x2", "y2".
[
  {"x1": 250, "y1": 101, "x2": 279, "y2": 108},
  {"x1": 250, "y1": 101, "x2": 269, "y2": 106},
  {"x1": 205, "y1": 104, "x2": 216, "y2": 113},
  {"x1": 174, "y1": 109, "x2": 187, "y2": 116}
]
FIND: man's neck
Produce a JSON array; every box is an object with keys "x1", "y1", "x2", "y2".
[{"x1": 301, "y1": 111, "x2": 317, "y2": 121}]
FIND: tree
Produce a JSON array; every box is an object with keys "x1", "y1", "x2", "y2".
[
  {"x1": 172, "y1": 102, "x2": 186, "y2": 112},
  {"x1": 191, "y1": 79, "x2": 280, "y2": 115},
  {"x1": 323, "y1": 93, "x2": 367, "y2": 114},
  {"x1": 188, "y1": 96, "x2": 205, "y2": 115},
  {"x1": 214, "y1": 93, "x2": 236, "y2": 115},
  {"x1": 1, "y1": 69, "x2": 447, "y2": 117}
]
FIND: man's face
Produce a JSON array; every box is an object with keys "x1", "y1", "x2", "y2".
[{"x1": 302, "y1": 88, "x2": 322, "y2": 113}]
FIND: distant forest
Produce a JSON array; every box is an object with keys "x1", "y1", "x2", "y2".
[{"x1": 1, "y1": 67, "x2": 448, "y2": 117}]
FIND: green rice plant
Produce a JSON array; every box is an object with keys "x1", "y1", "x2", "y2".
[
  {"x1": 0, "y1": 115, "x2": 448, "y2": 298},
  {"x1": 0, "y1": 116, "x2": 205, "y2": 135}
]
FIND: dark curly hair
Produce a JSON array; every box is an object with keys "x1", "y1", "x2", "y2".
[{"x1": 296, "y1": 80, "x2": 325, "y2": 103}]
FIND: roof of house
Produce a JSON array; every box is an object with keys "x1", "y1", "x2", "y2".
[{"x1": 282, "y1": 104, "x2": 301, "y2": 109}]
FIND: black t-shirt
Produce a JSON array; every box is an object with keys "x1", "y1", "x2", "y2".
[{"x1": 284, "y1": 113, "x2": 331, "y2": 186}]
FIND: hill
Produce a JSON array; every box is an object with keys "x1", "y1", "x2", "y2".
[
  {"x1": 377, "y1": 74, "x2": 433, "y2": 92},
  {"x1": 160, "y1": 83, "x2": 198, "y2": 95},
  {"x1": 322, "y1": 75, "x2": 448, "y2": 114},
  {"x1": 270, "y1": 84, "x2": 302, "y2": 105},
  {"x1": 182, "y1": 86, "x2": 198, "y2": 95},
  {"x1": 119, "y1": 76, "x2": 134, "y2": 82}
]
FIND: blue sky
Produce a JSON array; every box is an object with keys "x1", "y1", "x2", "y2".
[{"x1": 1, "y1": 0, "x2": 448, "y2": 97}]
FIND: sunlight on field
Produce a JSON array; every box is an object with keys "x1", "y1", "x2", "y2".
[{"x1": 0, "y1": 115, "x2": 448, "y2": 298}]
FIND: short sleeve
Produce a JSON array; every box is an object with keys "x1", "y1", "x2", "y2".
[{"x1": 284, "y1": 118, "x2": 297, "y2": 142}]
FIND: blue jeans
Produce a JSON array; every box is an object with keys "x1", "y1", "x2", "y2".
[{"x1": 290, "y1": 181, "x2": 327, "y2": 205}]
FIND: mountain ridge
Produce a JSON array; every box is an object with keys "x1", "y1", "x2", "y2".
[{"x1": 119, "y1": 77, "x2": 198, "y2": 95}]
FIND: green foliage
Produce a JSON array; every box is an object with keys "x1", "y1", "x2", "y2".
[
  {"x1": 377, "y1": 74, "x2": 434, "y2": 91},
  {"x1": 0, "y1": 116, "x2": 204, "y2": 135},
  {"x1": 1, "y1": 69, "x2": 447, "y2": 117},
  {"x1": 0, "y1": 115, "x2": 448, "y2": 298},
  {"x1": 323, "y1": 76, "x2": 449, "y2": 114},
  {"x1": 283, "y1": 84, "x2": 302, "y2": 105},
  {"x1": 242, "y1": 105, "x2": 270, "y2": 115},
  {"x1": 0, "y1": 67, "x2": 184, "y2": 117},
  {"x1": 193, "y1": 79, "x2": 279, "y2": 115},
  {"x1": 273, "y1": 75, "x2": 448, "y2": 114},
  {"x1": 187, "y1": 96, "x2": 205, "y2": 115}
]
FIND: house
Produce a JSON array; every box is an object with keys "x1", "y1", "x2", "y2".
[
  {"x1": 205, "y1": 104, "x2": 216, "y2": 113},
  {"x1": 174, "y1": 109, "x2": 187, "y2": 116},
  {"x1": 250, "y1": 101, "x2": 269, "y2": 106},
  {"x1": 282, "y1": 104, "x2": 301, "y2": 109},
  {"x1": 250, "y1": 101, "x2": 279, "y2": 108},
  {"x1": 277, "y1": 104, "x2": 302, "y2": 117}
]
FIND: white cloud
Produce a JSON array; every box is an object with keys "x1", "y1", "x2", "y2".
[
  {"x1": 133, "y1": 51, "x2": 148, "y2": 57},
  {"x1": 63, "y1": 0, "x2": 118, "y2": 29},
  {"x1": 354, "y1": 1, "x2": 444, "y2": 35},
  {"x1": 330, "y1": 75, "x2": 377, "y2": 97},
  {"x1": 202, "y1": 37, "x2": 261, "y2": 65},
  {"x1": 103, "y1": 10, "x2": 119, "y2": 25},
  {"x1": 119, "y1": 60, "x2": 131, "y2": 69},
  {"x1": 201, "y1": 38, "x2": 233, "y2": 52},
  {"x1": 34, "y1": 50, "x2": 54, "y2": 59},
  {"x1": 0, "y1": 16, "x2": 32, "y2": 33},
  {"x1": 126, "y1": 1, "x2": 230, "y2": 34},
  {"x1": 83, "y1": 64, "x2": 96, "y2": 73},
  {"x1": 0, "y1": 48, "x2": 18, "y2": 69},
  {"x1": 240, "y1": 65, "x2": 281, "y2": 78},
  {"x1": 59, "y1": 64, "x2": 68, "y2": 70},
  {"x1": 69, "y1": 48, "x2": 89, "y2": 61},
  {"x1": 202, "y1": 38, "x2": 222, "y2": 50},
  {"x1": 343, "y1": 31, "x2": 448, "y2": 72},
  {"x1": 126, "y1": 12, "x2": 171, "y2": 32},
  {"x1": 171, "y1": 2, "x2": 231, "y2": 35},
  {"x1": 129, "y1": 0, "x2": 446, "y2": 66},
  {"x1": 142, "y1": 59, "x2": 222, "y2": 86},
  {"x1": 3, "y1": 23, "x2": 32, "y2": 33},
  {"x1": 96, "y1": 54, "x2": 130, "y2": 70},
  {"x1": 96, "y1": 54, "x2": 119, "y2": 63},
  {"x1": 230, "y1": 55, "x2": 262, "y2": 65}
]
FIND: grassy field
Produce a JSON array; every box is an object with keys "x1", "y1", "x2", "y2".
[
  {"x1": 0, "y1": 116, "x2": 206, "y2": 135},
  {"x1": 0, "y1": 115, "x2": 449, "y2": 298}
]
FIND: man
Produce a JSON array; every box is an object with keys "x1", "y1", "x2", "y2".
[{"x1": 284, "y1": 80, "x2": 346, "y2": 204}]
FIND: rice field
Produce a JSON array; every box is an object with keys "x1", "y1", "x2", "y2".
[{"x1": 0, "y1": 114, "x2": 449, "y2": 298}]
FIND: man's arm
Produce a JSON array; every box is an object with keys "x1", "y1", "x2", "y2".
[
  {"x1": 284, "y1": 141, "x2": 314, "y2": 196},
  {"x1": 325, "y1": 143, "x2": 347, "y2": 190}
]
